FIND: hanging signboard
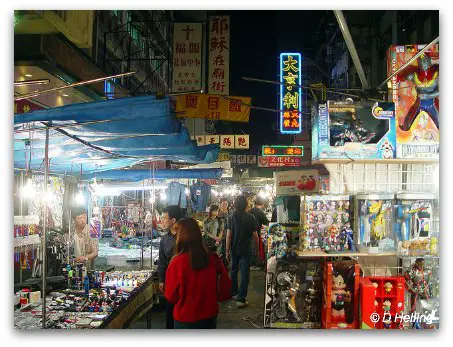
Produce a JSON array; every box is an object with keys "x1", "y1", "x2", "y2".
[
  {"x1": 247, "y1": 155, "x2": 257, "y2": 164},
  {"x1": 175, "y1": 94, "x2": 251, "y2": 122},
  {"x1": 262, "y1": 145, "x2": 303, "y2": 156},
  {"x1": 172, "y1": 23, "x2": 203, "y2": 93},
  {"x1": 216, "y1": 152, "x2": 230, "y2": 162},
  {"x1": 230, "y1": 155, "x2": 237, "y2": 164},
  {"x1": 14, "y1": 100, "x2": 45, "y2": 114},
  {"x1": 205, "y1": 135, "x2": 220, "y2": 145},
  {"x1": 258, "y1": 156, "x2": 304, "y2": 167},
  {"x1": 274, "y1": 170, "x2": 321, "y2": 196},
  {"x1": 279, "y1": 52, "x2": 302, "y2": 134},
  {"x1": 208, "y1": 15, "x2": 230, "y2": 95},
  {"x1": 387, "y1": 44, "x2": 439, "y2": 159},
  {"x1": 235, "y1": 134, "x2": 249, "y2": 149}
]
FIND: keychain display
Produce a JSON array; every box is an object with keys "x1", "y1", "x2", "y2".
[
  {"x1": 355, "y1": 194, "x2": 395, "y2": 253},
  {"x1": 302, "y1": 195, "x2": 354, "y2": 253}
]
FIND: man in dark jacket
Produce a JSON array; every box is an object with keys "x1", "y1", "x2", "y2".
[
  {"x1": 158, "y1": 205, "x2": 184, "y2": 329},
  {"x1": 226, "y1": 195, "x2": 259, "y2": 308},
  {"x1": 250, "y1": 197, "x2": 269, "y2": 269}
]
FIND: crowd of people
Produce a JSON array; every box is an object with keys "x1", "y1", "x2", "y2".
[{"x1": 158, "y1": 194, "x2": 270, "y2": 329}]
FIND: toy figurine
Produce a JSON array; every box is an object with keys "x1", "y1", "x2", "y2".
[
  {"x1": 338, "y1": 201, "x2": 344, "y2": 211},
  {"x1": 316, "y1": 202, "x2": 322, "y2": 211},
  {"x1": 331, "y1": 271, "x2": 351, "y2": 323},
  {"x1": 372, "y1": 282, "x2": 379, "y2": 295},
  {"x1": 404, "y1": 258, "x2": 432, "y2": 313},
  {"x1": 430, "y1": 237, "x2": 438, "y2": 255},
  {"x1": 374, "y1": 300, "x2": 379, "y2": 310},
  {"x1": 383, "y1": 316, "x2": 392, "y2": 329},
  {"x1": 383, "y1": 299, "x2": 391, "y2": 312},
  {"x1": 384, "y1": 282, "x2": 393, "y2": 294}
]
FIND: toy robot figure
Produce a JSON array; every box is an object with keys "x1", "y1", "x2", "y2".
[
  {"x1": 331, "y1": 271, "x2": 351, "y2": 323},
  {"x1": 274, "y1": 272, "x2": 301, "y2": 321},
  {"x1": 381, "y1": 140, "x2": 394, "y2": 159},
  {"x1": 332, "y1": 113, "x2": 376, "y2": 146},
  {"x1": 404, "y1": 258, "x2": 432, "y2": 313},
  {"x1": 303, "y1": 281, "x2": 319, "y2": 322},
  {"x1": 397, "y1": 53, "x2": 439, "y2": 131}
]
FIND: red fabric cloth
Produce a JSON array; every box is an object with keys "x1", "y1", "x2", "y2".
[
  {"x1": 258, "y1": 238, "x2": 265, "y2": 262},
  {"x1": 164, "y1": 252, "x2": 232, "y2": 323}
]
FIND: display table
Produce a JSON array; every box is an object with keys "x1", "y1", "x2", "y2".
[{"x1": 14, "y1": 270, "x2": 157, "y2": 329}]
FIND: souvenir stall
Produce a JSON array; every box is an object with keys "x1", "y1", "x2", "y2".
[
  {"x1": 264, "y1": 93, "x2": 439, "y2": 329},
  {"x1": 13, "y1": 95, "x2": 221, "y2": 329},
  {"x1": 81, "y1": 168, "x2": 223, "y2": 270}
]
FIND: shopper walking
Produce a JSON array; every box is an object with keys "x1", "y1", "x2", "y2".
[
  {"x1": 250, "y1": 197, "x2": 270, "y2": 270},
  {"x1": 158, "y1": 205, "x2": 184, "y2": 329},
  {"x1": 202, "y1": 205, "x2": 224, "y2": 253},
  {"x1": 164, "y1": 218, "x2": 232, "y2": 329},
  {"x1": 226, "y1": 195, "x2": 259, "y2": 308}
]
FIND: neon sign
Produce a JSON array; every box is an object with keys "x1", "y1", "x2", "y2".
[
  {"x1": 262, "y1": 145, "x2": 304, "y2": 157},
  {"x1": 280, "y1": 52, "x2": 302, "y2": 134}
]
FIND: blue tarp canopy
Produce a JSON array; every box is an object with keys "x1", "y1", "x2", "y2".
[
  {"x1": 81, "y1": 168, "x2": 223, "y2": 182},
  {"x1": 14, "y1": 96, "x2": 220, "y2": 174}
]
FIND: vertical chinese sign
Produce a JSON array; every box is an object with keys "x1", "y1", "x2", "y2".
[
  {"x1": 279, "y1": 53, "x2": 302, "y2": 134},
  {"x1": 208, "y1": 16, "x2": 230, "y2": 95},
  {"x1": 172, "y1": 23, "x2": 203, "y2": 93}
]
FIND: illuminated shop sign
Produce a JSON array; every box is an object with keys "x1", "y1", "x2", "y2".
[
  {"x1": 279, "y1": 52, "x2": 302, "y2": 134},
  {"x1": 262, "y1": 145, "x2": 304, "y2": 157}
]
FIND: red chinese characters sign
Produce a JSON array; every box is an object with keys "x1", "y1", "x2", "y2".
[
  {"x1": 14, "y1": 100, "x2": 45, "y2": 114},
  {"x1": 258, "y1": 156, "x2": 303, "y2": 168},
  {"x1": 280, "y1": 53, "x2": 302, "y2": 134},
  {"x1": 172, "y1": 23, "x2": 203, "y2": 93},
  {"x1": 208, "y1": 16, "x2": 230, "y2": 95},
  {"x1": 175, "y1": 94, "x2": 251, "y2": 122}
]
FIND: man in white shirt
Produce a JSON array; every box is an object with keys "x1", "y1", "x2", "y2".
[{"x1": 72, "y1": 206, "x2": 98, "y2": 269}]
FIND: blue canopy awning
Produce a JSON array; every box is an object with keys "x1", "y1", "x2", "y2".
[
  {"x1": 81, "y1": 168, "x2": 223, "y2": 182},
  {"x1": 14, "y1": 96, "x2": 220, "y2": 174}
]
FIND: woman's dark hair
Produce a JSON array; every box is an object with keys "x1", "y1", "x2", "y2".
[
  {"x1": 208, "y1": 205, "x2": 219, "y2": 219},
  {"x1": 234, "y1": 195, "x2": 247, "y2": 214},
  {"x1": 174, "y1": 218, "x2": 210, "y2": 270}
]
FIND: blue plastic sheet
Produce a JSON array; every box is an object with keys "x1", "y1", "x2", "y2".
[{"x1": 14, "y1": 96, "x2": 220, "y2": 174}]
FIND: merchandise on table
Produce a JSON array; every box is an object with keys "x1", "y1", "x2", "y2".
[
  {"x1": 394, "y1": 193, "x2": 438, "y2": 256},
  {"x1": 355, "y1": 194, "x2": 395, "y2": 253},
  {"x1": 301, "y1": 195, "x2": 354, "y2": 253},
  {"x1": 311, "y1": 101, "x2": 397, "y2": 161},
  {"x1": 387, "y1": 44, "x2": 439, "y2": 160},
  {"x1": 14, "y1": 270, "x2": 154, "y2": 329}
]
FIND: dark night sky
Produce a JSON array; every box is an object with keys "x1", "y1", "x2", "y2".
[{"x1": 223, "y1": 10, "x2": 330, "y2": 151}]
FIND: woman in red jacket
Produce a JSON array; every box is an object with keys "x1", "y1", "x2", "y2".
[{"x1": 164, "y1": 218, "x2": 232, "y2": 329}]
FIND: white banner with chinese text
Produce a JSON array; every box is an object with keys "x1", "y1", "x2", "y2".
[{"x1": 208, "y1": 16, "x2": 230, "y2": 95}]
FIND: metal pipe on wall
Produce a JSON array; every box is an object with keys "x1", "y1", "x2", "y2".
[{"x1": 41, "y1": 126, "x2": 49, "y2": 329}]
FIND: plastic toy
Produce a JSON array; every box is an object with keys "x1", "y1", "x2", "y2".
[
  {"x1": 383, "y1": 300, "x2": 391, "y2": 312},
  {"x1": 331, "y1": 271, "x2": 351, "y2": 323},
  {"x1": 384, "y1": 282, "x2": 393, "y2": 293}
]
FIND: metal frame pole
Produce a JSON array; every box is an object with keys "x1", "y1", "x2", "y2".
[
  {"x1": 151, "y1": 162, "x2": 155, "y2": 271},
  {"x1": 141, "y1": 180, "x2": 145, "y2": 269},
  {"x1": 334, "y1": 10, "x2": 370, "y2": 90},
  {"x1": 41, "y1": 126, "x2": 49, "y2": 329},
  {"x1": 19, "y1": 171, "x2": 24, "y2": 283}
]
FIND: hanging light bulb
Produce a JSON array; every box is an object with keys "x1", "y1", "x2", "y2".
[
  {"x1": 22, "y1": 178, "x2": 35, "y2": 199},
  {"x1": 185, "y1": 188, "x2": 190, "y2": 196},
  {"x1": 149, "y1": 196, "x2": 156, "y2": 204},
  {"x1": 43, "y1": 191, "x2": 55, "y2": 203},
  {"x1": 75, "y1": 191, "x2": 85, "y2": 205},
  {"x1": 160, "y1": 191, "x2": 167, "y2": 200}
]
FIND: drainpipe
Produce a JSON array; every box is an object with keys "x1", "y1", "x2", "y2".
[{"x1": 334, "y1": 10, "x2": 370, "y2": 90}]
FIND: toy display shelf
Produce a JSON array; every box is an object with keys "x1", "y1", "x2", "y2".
[
  {"x1": 368, "y1": 276, "x2": 405, "y2": 329},
  {"x1": 312, "y1": 158, "x2": 439, "y2": 165},
  {"x1": 296, "y1": 250, "x2": 397, "y2": 258}
]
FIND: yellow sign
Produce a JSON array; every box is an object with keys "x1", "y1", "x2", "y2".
[
  {"x1": 175, "y1": 94, "x2": 251, "y2": 123},
  {"x1": 217, "y1": 152, "x2": 230, "y2": 162}
]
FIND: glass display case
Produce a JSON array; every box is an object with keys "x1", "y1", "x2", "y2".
[
  {"x1": 394, "y1": 193, "x2": 439, "y2": 257},
  {"x1": 301, "y1": 195, "x2": 354, "y2": 253},
  {"x1": 355, "y1": 193, "x2": 395, "y2": 253}
]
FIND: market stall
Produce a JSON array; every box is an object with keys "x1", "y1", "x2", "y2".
[
  {"x1": 13, "y1": 95, "x2": 221, "y2": 329},
  {"x1": 263, "y1": 97, "x2": 439, "y2": 330}
]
